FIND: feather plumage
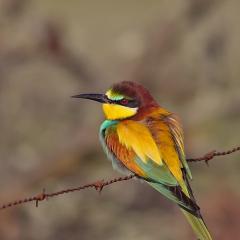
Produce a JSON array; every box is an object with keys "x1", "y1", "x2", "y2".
[
  {"x1": 91, "y1": 81, "x2": 212, "y2": 239},
  {"x1": 100, "y1": 105, "x2": 212, "y2": 240}
]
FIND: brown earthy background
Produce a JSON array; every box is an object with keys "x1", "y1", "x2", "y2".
[{"x1": 0, "y1": 1, "x2": 240, "y2": 239}]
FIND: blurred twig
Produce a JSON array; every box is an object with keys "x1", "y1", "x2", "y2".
[
  {"x1": 39, "y1": 21, "x2": 96, "y2": 83},
  {"x1": 0, "y1": 146, "x2": 239, "y2": 211},
  {"x1": 0, "y1": 20, "x2": 96, "y2": 84}
]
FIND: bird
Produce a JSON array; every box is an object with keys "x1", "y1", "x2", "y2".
[{"x1": 72, "y1": 81, "x2": 212, "y2": 240}]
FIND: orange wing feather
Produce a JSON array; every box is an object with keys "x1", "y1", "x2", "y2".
[
  {"x1": 105, "y1": 127, "x2": 146, "y2": 177},
  {"x1": 145, "y1": 108, "x2": 192, "y2": 189},
  {"x1": 147, "y1": 115, "x2": 183, "y2": 183}
]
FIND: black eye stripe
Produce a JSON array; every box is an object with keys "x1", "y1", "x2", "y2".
[
  {"x1": 118, "y1": 99, "x2": 138, "y2": 108},
  {"x1": 105, "y1": 96, "x2": 139, "y2": 108}
]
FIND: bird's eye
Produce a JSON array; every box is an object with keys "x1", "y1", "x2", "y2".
[{"x1": 120, "y1": 99, "x2": 129, "y2": 105}]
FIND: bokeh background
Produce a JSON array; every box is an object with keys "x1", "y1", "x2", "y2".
[{"x1": 0, "y1": 0, "x2": 240, "y2": 239}]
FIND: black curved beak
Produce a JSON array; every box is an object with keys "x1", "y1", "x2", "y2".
[{"x1": 71, "y1": 93, "x2": 107, "y2": 103}]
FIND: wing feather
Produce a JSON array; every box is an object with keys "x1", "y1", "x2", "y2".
[
  {"x1": 100, "y1": 118, "x2": 200, "y2": 216},
  {"x1": 165, "y1": 114, "x2": 192, "y2": 179},
  {"x1": 116, "y1": 120, "x2": 163, "y2": 165},
  {"x1": 147, "y1": 116, "x2": 184, "y2": 183}
]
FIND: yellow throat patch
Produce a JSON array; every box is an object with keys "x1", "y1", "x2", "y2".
[{"x1": 102, "y1": 103, "x2": 137, "y2": 120}]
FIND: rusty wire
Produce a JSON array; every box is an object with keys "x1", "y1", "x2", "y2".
[
  {"x1": 187, "y1": 146, "x2": 240, "y2": 164},
  {"x1": 0, "y1": 175, "x2": 135, "y2": 210},
  {"x1": 0, "y1": 146, "x2": 239, "y2": 211}
]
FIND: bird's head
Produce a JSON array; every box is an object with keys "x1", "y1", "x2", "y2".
[{"x1": 72, "y1": 81, "x2": 158, "y2": 120}]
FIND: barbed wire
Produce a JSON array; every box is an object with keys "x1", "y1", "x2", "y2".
[
  {"x1": 187, "y1": 146, "x2": 240, "y2": 164},
  {"x1": 0, "y1": 146, "x2": 239, "y2": 211}
]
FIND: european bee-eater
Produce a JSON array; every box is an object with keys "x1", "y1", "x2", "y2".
[{"x1": 73, "y1": 81, "x2": 212, "y2": 240}]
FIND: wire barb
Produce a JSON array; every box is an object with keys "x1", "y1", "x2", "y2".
[
  {"x1": 0, "y1": 146, "x2": 239, "y2": 211},
  {"x1": 35, "y1": 188, "x2": 47, "y2": 207}
]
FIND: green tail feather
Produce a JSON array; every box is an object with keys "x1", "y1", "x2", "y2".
[
  {"x1": 148, "y1": 181, "x2": 213, "y2": 239},
  {"x1": 181, "y1": 209, "x2": 212, "y2": 240}
]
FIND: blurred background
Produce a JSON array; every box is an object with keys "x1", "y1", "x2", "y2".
[{"x1": 0, "y1": 0, "x2": 240, "y2": 239}]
